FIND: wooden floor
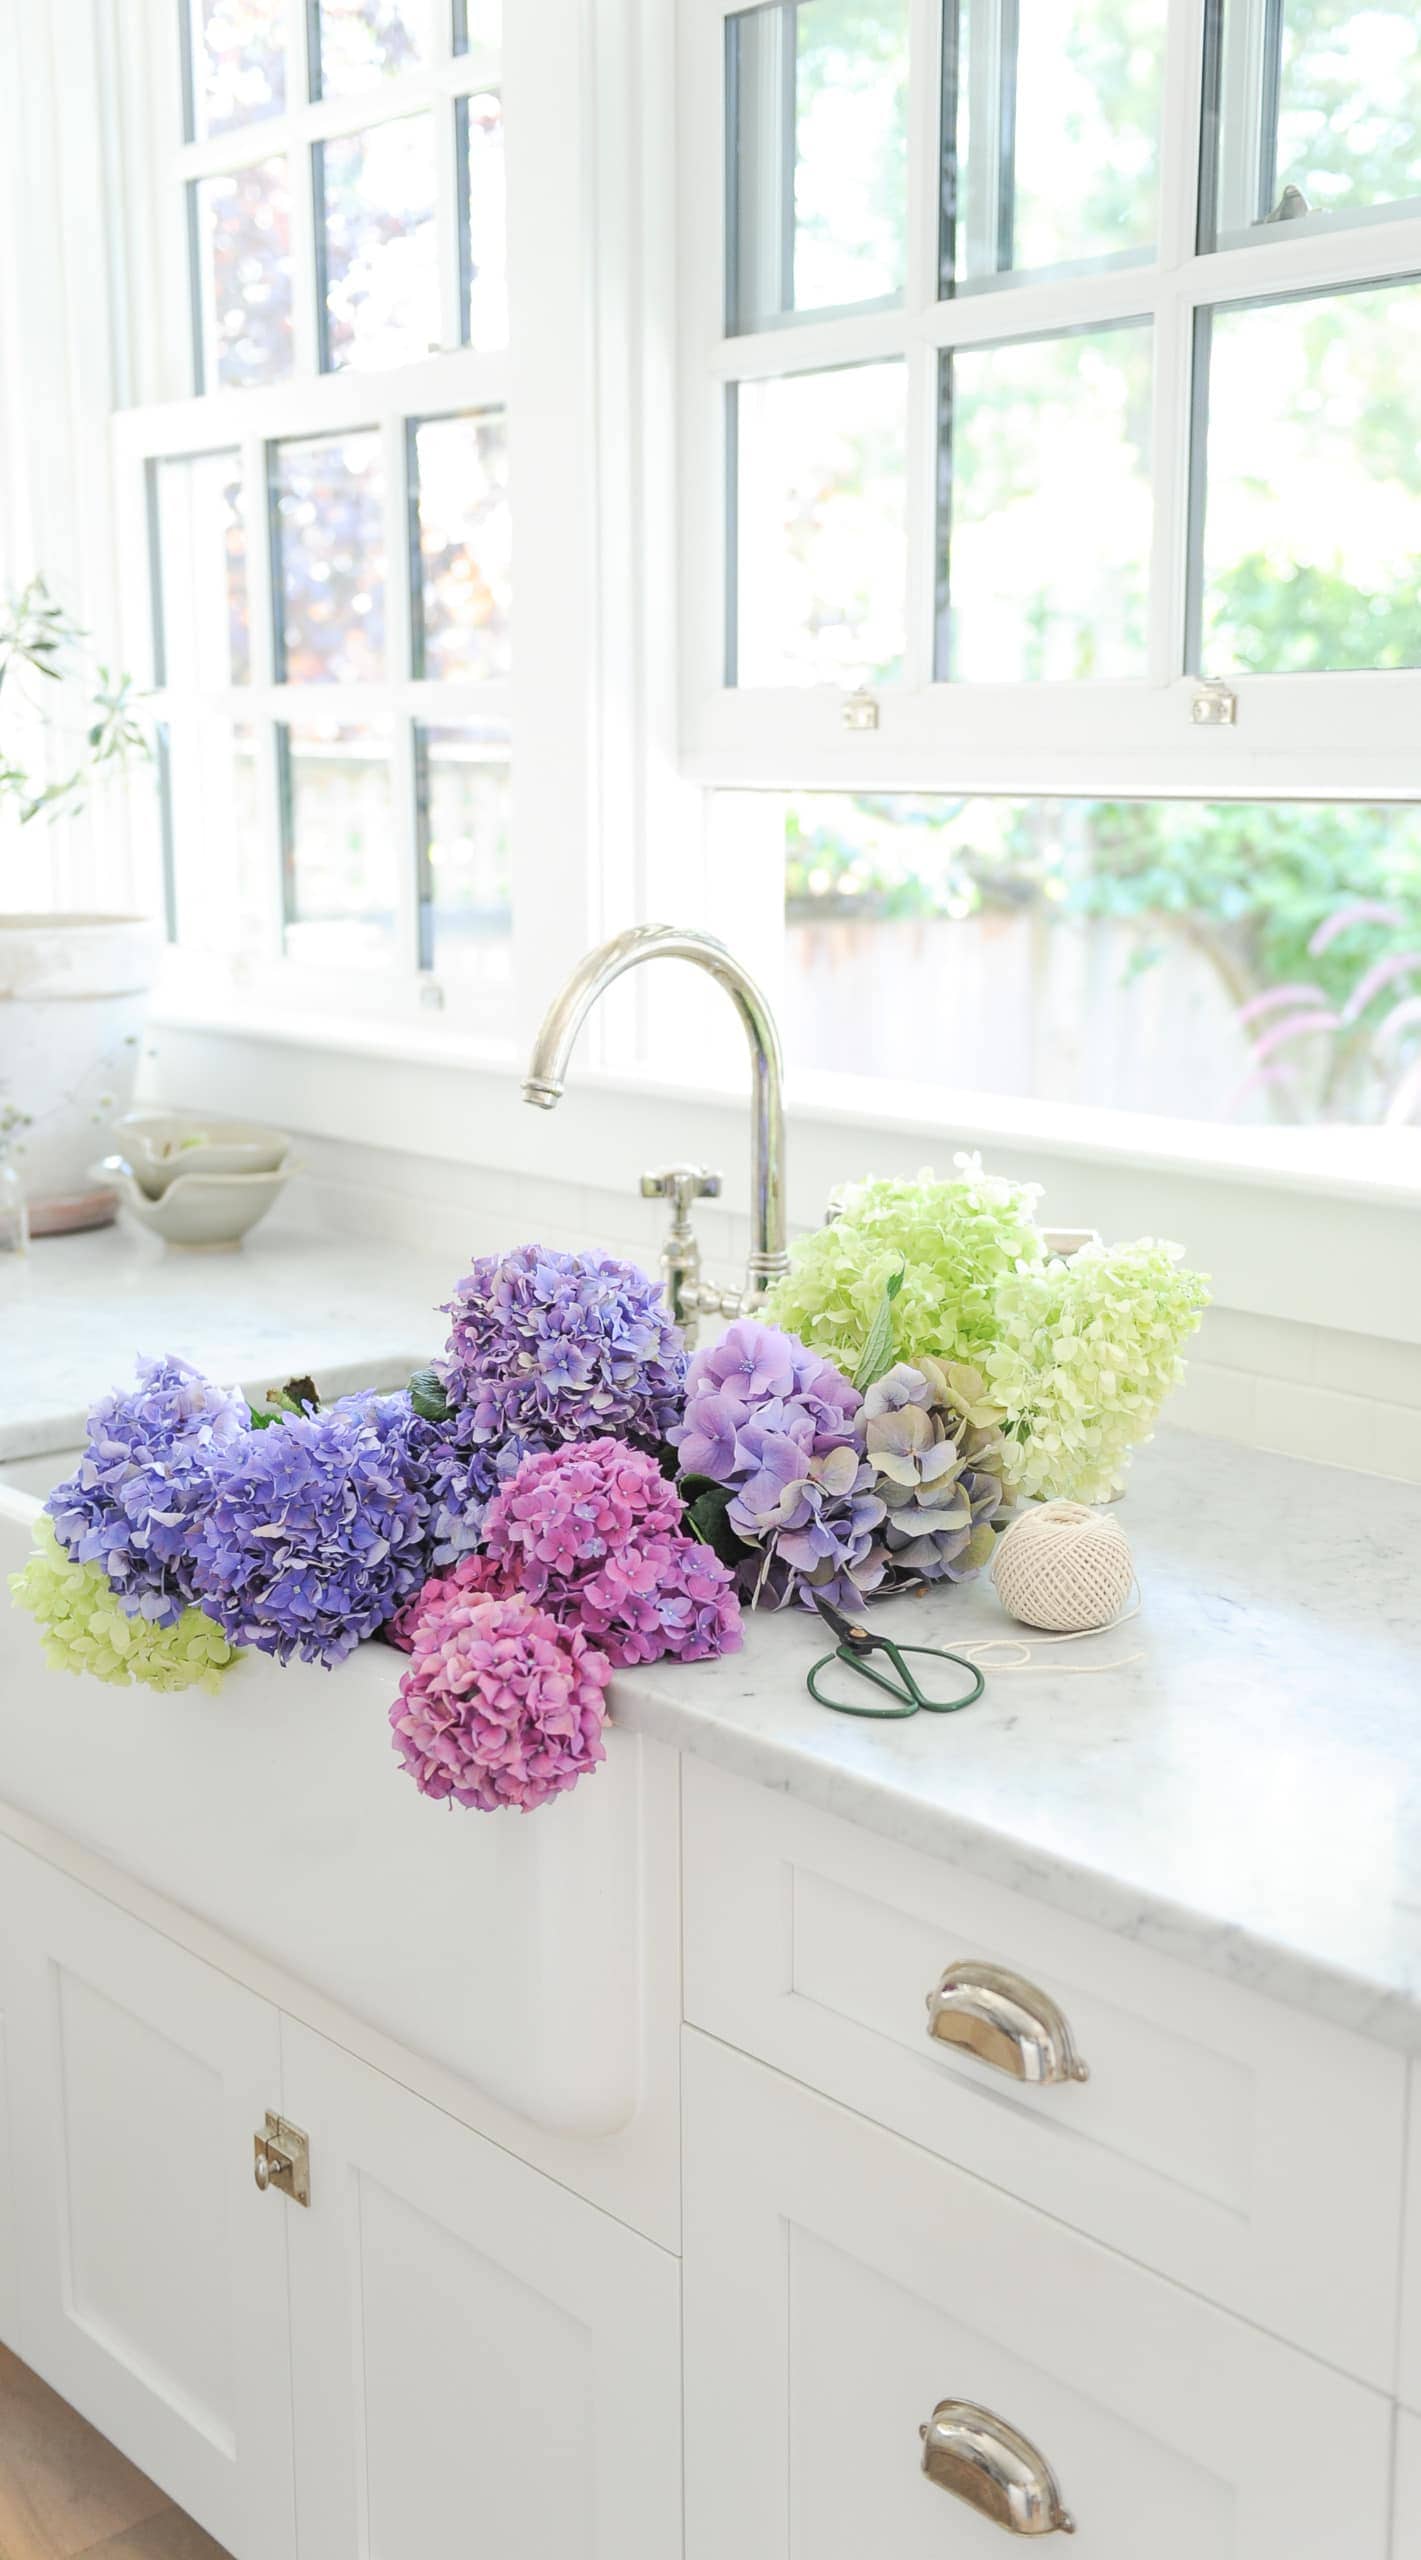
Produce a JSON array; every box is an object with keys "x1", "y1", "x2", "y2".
[{"x1": 0, "y1": 2347, "x2": 229, "y2": 2560}]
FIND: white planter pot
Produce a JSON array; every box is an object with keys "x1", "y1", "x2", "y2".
[{"x1": 0, "y1": 913, "x2": 163, "y2": 1233}]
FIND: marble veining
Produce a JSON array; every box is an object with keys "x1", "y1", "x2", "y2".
[{"x1": 612, "y1": 1430, "x2": 1421, "y2": 2053}]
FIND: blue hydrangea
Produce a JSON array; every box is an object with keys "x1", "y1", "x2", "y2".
[
  {"x1": 190, "y1": 1392, "x2": 432, "y2": 1667},
  {"x1": 441, "y1": 1245, "x2": 686, "y2": 1449},
  {"x1": 46, "y1": 1355, "x2": 250, "y2": 1627},
  {"x1": 397, "y1": 1405, "x2": 534, "y2": 1568}
]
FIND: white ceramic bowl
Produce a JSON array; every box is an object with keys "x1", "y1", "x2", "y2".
[
  {"x1": 112, "y1": 1113, "x2": 291, "y2": 1198},
  {"x1": 95, "y1": 1159, "x2": 298, "y2": 1250}
]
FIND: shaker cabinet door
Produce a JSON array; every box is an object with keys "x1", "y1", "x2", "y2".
[
  {"x1": 683, "y1": 2031, "x2": 1393, "y2": 2560},
  {"x1": 1397, "y1": 2413, "x2": 1421, "y2": 2558},
  {"x1": 0, "y1": 1840, "x2": 297, "y2": 2558},
  {"x1": 281, "y1": 2017, "x2": 682, "y2": 2560}
]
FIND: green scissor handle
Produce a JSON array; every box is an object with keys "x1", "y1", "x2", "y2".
[{"x1": 806, "y1": 1595, "x2": 985, "y2": 1720}]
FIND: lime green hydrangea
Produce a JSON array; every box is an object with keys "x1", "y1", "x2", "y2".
[
  {"x1": 763, "y1": 1156, "x2": 1047, "y2": 1372},
  {"x1": 985, "y1": 1241, "x2": 1210, "y2": 1503},
  {"x1": 10, "y1": 1521, "x2": 241, "y2": 1694}
]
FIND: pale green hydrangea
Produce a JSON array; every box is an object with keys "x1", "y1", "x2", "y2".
[
  {"x1": 764, "y1": 1156, "x2": 1046, "y2": 1371},
  {"x1": 985, "y1": 1240, "x2": 1210, "y2": 1503},
  {"x1": 10, "y1": 1521, "x2": 241, "y2": 1694}
]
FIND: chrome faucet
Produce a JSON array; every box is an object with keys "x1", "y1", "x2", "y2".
[{"x1": 522, "y1": 924, "x2": 790, "y2": 1346}]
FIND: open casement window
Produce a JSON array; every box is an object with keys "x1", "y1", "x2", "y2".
[
  {"x1": 113, "y1": 1, "x2": 515, "y2": 1028},
  {"x1": 679, "y1": 0, "x2": 1421, "y2": 798}
]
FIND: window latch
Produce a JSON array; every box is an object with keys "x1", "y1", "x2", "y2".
[
  {"x1": 1191, "y1": 679, "x2": 1237, "y2": 728},
  {"x1": 841, "y1": 688, "x2": 880, "y2": 732}
]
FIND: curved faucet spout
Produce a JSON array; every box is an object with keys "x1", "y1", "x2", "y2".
[{"x1": 522, "y1": 924, "x2": 790, "y2": 1321}]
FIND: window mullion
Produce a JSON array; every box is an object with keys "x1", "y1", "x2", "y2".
[
  {"x1": 1146, "y1": 0, "x2": 1209, "y2": 688},
  {"x1": 285, "y1": 0, "x2": 321, "y2": 375},
  {"x1": 241, "y1": 429, "x2": 286, "y2": 961},
  {"x1": 381, "y1": 414, "x2": 422, "y2": 979},
  {"x1": 906, "y1": 0, "x2": 945, "y2": 689}
]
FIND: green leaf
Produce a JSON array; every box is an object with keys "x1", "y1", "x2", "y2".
[
  {"x1": 852, "y1": 1260, "x2": 905, "y2": 1393},
  {"x1": 684, "y1": 1483, "x2": 750, "y2": 1571},
  {"x1": 408, "y1": 1365, "x2": 450, "y2": 1423},
  {"x1": 248, "y1": 1376, "x2": 321, "y2": 1429}
]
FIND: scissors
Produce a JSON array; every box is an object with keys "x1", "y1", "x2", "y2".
[{"x1": 806, "y1": 1592, "x2": 985, "y2": 1720}]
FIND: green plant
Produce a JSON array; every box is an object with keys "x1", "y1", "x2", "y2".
[{"x1": 0, "y1": 575, "x2": 148, "y2": 827}]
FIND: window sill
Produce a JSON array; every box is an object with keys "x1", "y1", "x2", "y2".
[{"x1": 143, "y1": 995, "x2": 1421, "y2": 1346}]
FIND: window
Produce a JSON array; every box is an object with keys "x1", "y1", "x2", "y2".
[
  {"x1": 682, "y1": 0, "x2": 1421, "y2": 1132},
  {"x1": 125, "y1": 1, "x2": 511, "y2": 1022},
  {"x1": 684, "y1": 0, "x2": 1421, "y2": 793}
]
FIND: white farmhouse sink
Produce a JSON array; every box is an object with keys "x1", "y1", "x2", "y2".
[{"x1": 0, "y1": 1482, "x2": 650, "y2": 2137}]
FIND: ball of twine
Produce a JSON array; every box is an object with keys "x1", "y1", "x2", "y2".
[{"x1": 991, "y1": 1501, "x2": 1134, "y2": 1634}]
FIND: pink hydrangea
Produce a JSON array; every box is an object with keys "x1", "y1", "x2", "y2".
[
  {"x1": 387, "y1": 1549, "x2": 511, "y2": 1653},
  {"x1": 390, "y1": 1591, "x2": 611, "y2": 1814},
  {"x1": 485, "y1": 1438, "x2": 683, "y2": 1594},
  {"x1": 483, "y1": 1437, "x2": 743, "y2": 1670}
]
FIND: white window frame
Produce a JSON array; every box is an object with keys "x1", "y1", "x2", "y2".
[
  {"x1": 677, "y1": 0, "x2": 1421, "y2": 799},
  {"x1": 109, "y1": 0, "x2": 663, "y2": 1055}
]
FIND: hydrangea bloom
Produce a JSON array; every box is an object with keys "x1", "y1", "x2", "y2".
[
  {"x1": 441, "y1": 1246, "x2": 686, "y2": 1448},
  {"x1": 46, "y1": 1355, "x2": 250, "y2": 1626},
  {"x1": 388, "y1": 1549, "x2": 512, "y2": 1654},
  {"x1": 12, "y1": 1521, "x2": 241, "y2": 1694},
  {"x1": 390, "y1": 1591, "x2": 611, "y2": 1812},
  {"x1": 762, "y1": 1156, "x2": 1046, "y2": 1374},
  {"x1": 191, "y1": 1392, "x2": 432, "y2": 1666},
  {"x1": 985, "y1": 1240, "x2": 1210, "y2": 1502},
  {"x1": 672, "y1": 1319, "x2": 861, "y2": 1485},
  {"x1": 733, "y1": 1440, "x2": 887, "y2": 1613},
  {"x1": 482, "y1": 1438, "x2": 743, "y2": 1668},
  {"x1": 861, "y1": 1358, "x2": 1011, "y2": 1585},
  {"x1": 398, "y1": 1405, "x2": 531, "y2": 1566}
]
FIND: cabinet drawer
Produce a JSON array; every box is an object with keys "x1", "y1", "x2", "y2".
[
  {"x1": 684, "y1": 2032, "x2": 1393, "y2": 2560},
  {"x1": 683, "y1": 1760, "x2": 1405, "y2": 2386}
]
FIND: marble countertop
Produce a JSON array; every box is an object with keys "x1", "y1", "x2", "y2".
[
  {"x1": 613, "y1": 1431, "x2": 1421, "y2": 2052},
  {"x1": 5, "y1": 1224, "x2": 1420, "y2": 2052},
  {"x1": 0, "y1": 1222, "x2": 443, "y2": 1461}
]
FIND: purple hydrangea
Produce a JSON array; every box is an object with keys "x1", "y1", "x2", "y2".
[
  {"x1": 398, "y1": 1405, "x2": 532, "y2": 1567},
  {"x1": 46, "y1": 1355, "x2": 250, "y2": 1626},
  {"x1": 191, "y1": 1391, "x2": 432, "y2": 1666},
  {"x1": 482, "y1": 1438, "x2": 743, "y2": 1668},
  {"x1": 732, "y1": 1439, "x2": 887, "y2": 1613},
  {"x1": 441, "y1": 1246, "x2": 686, "y2": 1448},
  {"x1": 672, "y1": 1319, "x2": 860, "y2": 1486},
  {"x1": 390, "y1": 1592, "x2": 612, "y2": 1813}
]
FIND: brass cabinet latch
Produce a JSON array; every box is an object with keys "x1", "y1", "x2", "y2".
[{"x1": 253, "y1": 2112, "x2": 310, "y2": 2206}]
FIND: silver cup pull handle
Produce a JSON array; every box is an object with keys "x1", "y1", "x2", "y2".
[
  {"x1": 920, "y1": 2400, "x2": 1076, "y2": 2535},
  {"x1": 926, "y1": 1962, "x2": 1089, "y2": 2085}
]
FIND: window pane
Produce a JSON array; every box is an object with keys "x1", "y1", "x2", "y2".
[
  {"x1": 192, "y1": 157, "x2": 294, "y2": 391},
  {"x1": 417, "y1": 727, "x2": 511, "y2": 990},
  {"x1": 939, "y1": 324, "x2": 1152, "y2": 682},
  {"x1": 732, "y1": 361, "x2": 907, "y2": 687},
  {"x1": 1205, "y1": 0, "x2": 1421, "y2": 246},
  {"x1": 282, "y1": 725, "x2": 398, "y2": 966},
  {"x1": 162, "y1": 718, "x2": 265, "y2": 952},
  {"x1": 319, "y1": 114, "x2": 440, "y2": 371},
  {"x1": 271, "y1": 431, "x2": 387, "y2": 684},
  {"x1": 727, "y1": 0, "x2": 909, "y2": 332},
  {"x1": 1195, "y1": 279, "x2": 1421, "y2": 677},
  {"x1": 312, "y1": 0, "x2": 436, "y2": 97},
  {"x1": 945, "y1": 0, "x2": 1165, "y2": 292},
  {"x1": 460, "y1": 93, "x2": 509, "y2": 350},
  {"x1": 151, "y1": 452, "x2": 249, "y2": 688},
  {"x1": 186, "y1": 0, "x2": 285, "y2": 139},
  {"x1": 453, "y1": 0, "x2": 502, "y2": 50},
  {"x1": 769, "y1": 789, "x2": 1421, "y2": 1124},
  {"x1": 410, "y1": 413, "x2": 511, "y2": 683}
]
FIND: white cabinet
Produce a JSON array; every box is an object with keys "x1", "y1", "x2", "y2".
[
  {"x1": 683, "y1": 2030, "x2": 1394, "y2": 2560},
  {"x1": 281, "y1": 2017, "x2": 682, "y2": 2560},
  {"x1": 684, "y1": 1759, "x2": 1406, "y2": 2387},
  {"x1": 0, "y1": 1841, "x2": 683, "y2": 2560},
  {"x1": 0, "y1": 1839, "x2": 297, "y2": 2558}
]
